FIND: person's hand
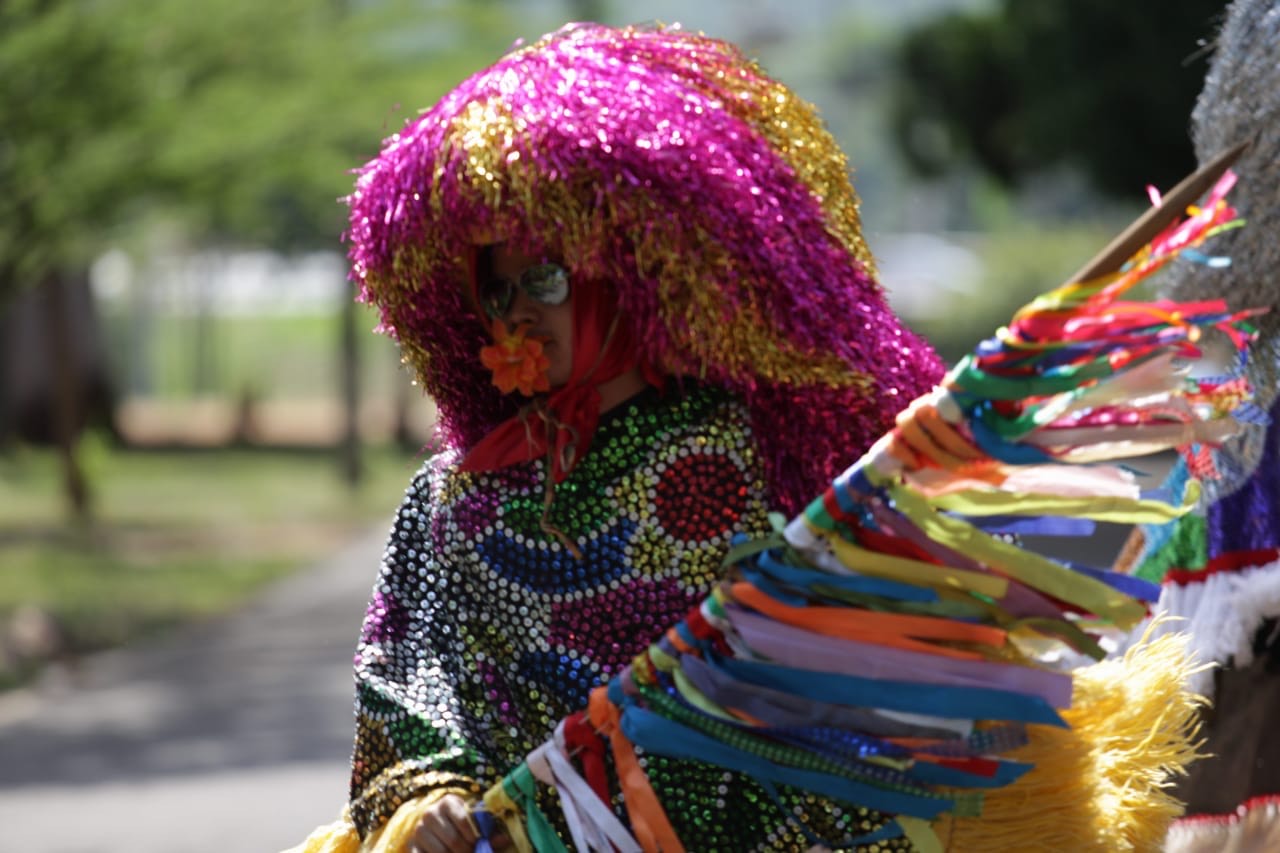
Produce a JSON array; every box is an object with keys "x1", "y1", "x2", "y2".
[{"x1": 409, "y1": 794, "x2": 478, "y2": 853}]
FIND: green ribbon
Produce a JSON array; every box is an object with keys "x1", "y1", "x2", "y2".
[
  {"x1": 502, "y1": 763, "x2": 569, "y2": 853},
  {"x1": 948, "y1": 354, "x2": 1115, "y2": 401}
]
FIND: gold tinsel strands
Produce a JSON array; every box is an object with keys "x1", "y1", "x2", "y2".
[
  {"x1": 371, "y1": 94, "x2": 873, "y2": 393},
  {"x1": 713, "y1": 62, "x2": 878, "y2": 279}
]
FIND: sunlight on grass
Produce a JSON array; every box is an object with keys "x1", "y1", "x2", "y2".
[{"x1": 0, "y1": 436, "x2": 425, "y2": 686}]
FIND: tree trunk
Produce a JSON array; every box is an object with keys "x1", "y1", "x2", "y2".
[
  {"x1": 192, "y1": 257, "x2": 216, "y2": 396},
  {"x1": 339, "y1": 282, "x2": 362, "y2": 488},
  {"x1": 45, "y1": 272, "x2": 91, "y2": 521}
]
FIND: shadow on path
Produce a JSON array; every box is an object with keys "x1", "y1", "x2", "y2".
[{"x1": 0, "y1": 525, "x2": 387, "y2": 853}]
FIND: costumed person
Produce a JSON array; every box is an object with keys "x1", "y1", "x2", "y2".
[
  {"x1": 293, "y1": 22, "x2": 944, "y2": 853},
  {"x1": 1111, "y1": 1, "x2": 1280, "y2": 849},
  {"x1": 291, "y1": 22, "x2": 1253, "y2": 853}
]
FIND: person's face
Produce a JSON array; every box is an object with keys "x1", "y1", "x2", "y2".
[{"x1": 486, "y1": 245, "x2": 575, "y2": 388}]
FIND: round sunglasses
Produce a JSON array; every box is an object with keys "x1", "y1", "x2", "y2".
[{"x1": 478, "y1": 262, "x2": 571, "y2": 319}]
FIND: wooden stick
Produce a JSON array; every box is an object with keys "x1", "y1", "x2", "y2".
[{"x1": 1066, "y1": 140, "x2": 1249, "y2": 285}]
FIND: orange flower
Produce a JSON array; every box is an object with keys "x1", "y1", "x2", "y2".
[{"x1": 479, "y1": 320, "x2": 552, "y2": 396}]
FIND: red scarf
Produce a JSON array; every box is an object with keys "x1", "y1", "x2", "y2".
[{"x1": 460, "y1": 281, "x2": 652, "y2": 482}]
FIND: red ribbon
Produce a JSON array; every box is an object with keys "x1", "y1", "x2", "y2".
[{"x1": 562, "y1": 711, "x2": 611, "y2": 805}]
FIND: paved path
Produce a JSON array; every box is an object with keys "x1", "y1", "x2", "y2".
[{"x1": 0, "y1": 526, "x2": 388, "y2": 853}]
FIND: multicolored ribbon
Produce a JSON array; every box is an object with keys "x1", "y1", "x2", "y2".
[{"x1": 476, "y1": 171, "x2": 1257, "y2": 851}]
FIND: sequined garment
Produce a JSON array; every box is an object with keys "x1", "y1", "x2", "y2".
[
  {"x1": 351, "y1": 387, "x2": 765, "y2": 836},
  {"x1": 1208, "y1": 398, "x2": 1280, "y2": 555}
]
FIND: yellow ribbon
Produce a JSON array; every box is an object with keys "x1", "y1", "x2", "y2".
[
  {"x1": 821, "y1": 529, "x2": 1010, "y2": 599},
  {"x1": 928, "y1": 480, "x2": 1199, "y2": 523},
  {"x1": 876, "y1": 475, "x2": 1147, "y2": 628},
  {"x1": 900, "y1": 815, "x2": 944, "y2": 853},
  {"x1": 482, "y1": 781, "x2": 533, "y2": 853}
]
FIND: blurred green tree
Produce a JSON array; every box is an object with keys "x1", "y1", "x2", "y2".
[
  {"x1": 891, "y1": 0, "x2": 1226, "y2": 198},
  {"x1": 0, "y1": 0, "x2": 519, "y2": 518}
]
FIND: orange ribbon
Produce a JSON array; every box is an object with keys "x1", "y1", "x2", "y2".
[
  {"x1": 729, "y1": 581, "x2": 1005, "y2": 661},
  {"x1": 588, "y1": 686, "x2": 685, "y2": 853},
  {"x1": 892, "y1": 399, "x2": 995, "y2": 477}
]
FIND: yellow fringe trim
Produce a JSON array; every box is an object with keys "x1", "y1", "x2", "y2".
[{"x1": 933, "y1": 629, "x2": 1206, "y2": 852}]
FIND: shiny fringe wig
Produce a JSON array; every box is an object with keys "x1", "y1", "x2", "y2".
[{"x1": 346, "y1": 23, "x2": 943, "y2": 515}]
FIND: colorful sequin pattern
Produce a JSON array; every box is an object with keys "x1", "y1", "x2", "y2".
[{"x1": 349, "y1": 386, "x2": 786, "y2": 840}]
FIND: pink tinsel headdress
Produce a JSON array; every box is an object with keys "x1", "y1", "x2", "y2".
[{"x1": 346, "y1": 23, "x2": 943, "y2": 513}]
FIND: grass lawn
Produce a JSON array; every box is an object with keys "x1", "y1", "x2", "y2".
[{"x1": 0, "y1": 434, "x2": 426, "y2": 688}]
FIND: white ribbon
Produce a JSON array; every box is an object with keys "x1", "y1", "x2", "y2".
[
  {"x1": 526, "y1": 722, "x2": 643, "y2": 852},
  {"x1": 550, "y1": 720, "x2": 642, "y2": 852}
]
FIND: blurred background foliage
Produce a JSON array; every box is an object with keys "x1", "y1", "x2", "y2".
[
  {"x1": 0, "y1": 0, "x2": 1231, "y2": 682},
  {"x1": 0, "y1": 0, "x2": 523, "y2": 284},
  {"x1": 892, "y1": 0, "x2": 1225, "y2": 196}
]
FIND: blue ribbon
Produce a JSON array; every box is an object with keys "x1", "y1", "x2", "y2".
[
  {"x1": 619, "y1": 703, "x2": 957, "y2": 820},
  {"x1": 705, "y1": 650, "x2": 1067, "y2": 728},
  {"x1": 663, "y1": 667, "x2": 987, "y2": 779},
  {"x1": 1062, "y1": 561, "x2": 1161, "y2": 603},
  {"x1": 674, "y1": 619, "x2": 702, "y2": 650},
  {"x1": 833, "y1": 464, "x2": 879, "y2": 503},
  {"x1": 905, "y1": 755, "x2": 1031, "y2": 788},
  {"x1": 960, "y1": 514, "x2": 1096, "y2": 537},
  {"x1": 472, "y1": 808, "x2": 498, "y2": 853},
  {"x1": 1180, "y1": 247, "x2": 1231, "y2": 268},
  {"x1": 763, "y1": 724, "x2": 911, "y2": 761},
  {"x1": 753, "y1": 549, "x2": 938, "y2": 603},
  {"x1": 967, "y1": 412, "x2": 1057, "y2": 465}
]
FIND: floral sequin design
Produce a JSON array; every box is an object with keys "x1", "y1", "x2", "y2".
[
  {"x1": 348, "y1": 385, "x2": 914, "y2": 849},
  {"x1": 348, "y1": 385, "x2": 779, "y2": 838}
]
